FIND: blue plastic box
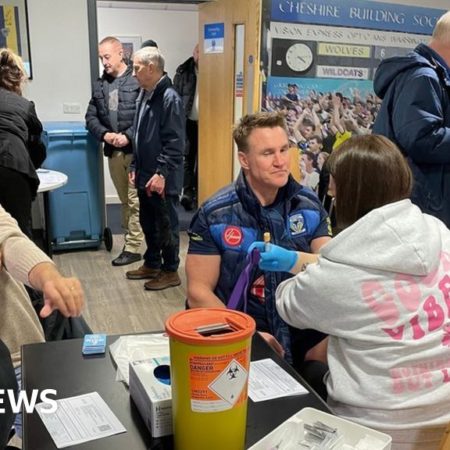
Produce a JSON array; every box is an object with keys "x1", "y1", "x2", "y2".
[{"x1": 42, "y1": 122, "x2": 104, "y2": 251}]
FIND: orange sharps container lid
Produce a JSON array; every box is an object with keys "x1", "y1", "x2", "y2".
[{"x1": 165, "y1": 308, "x2": 256, "y2": 346}]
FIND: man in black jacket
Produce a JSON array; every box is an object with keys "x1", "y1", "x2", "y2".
[
  {"x1": 174, "y1": 44, "x2": 199, "y2": 211},
  {"x1": 85, "y1": 36, "x2": 143, "y2": 266},
  {"x1": 126, "y1": 47, "x2": 185, "y2": 291}
]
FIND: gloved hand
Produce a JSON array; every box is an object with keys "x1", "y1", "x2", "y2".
[{"x1": 248, "y1": 241, "x2": 298, "y2": 272}]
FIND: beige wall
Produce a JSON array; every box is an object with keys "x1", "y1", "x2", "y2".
[{"x1": 25, "y1": 0, "x2": 91, "y2": 121}]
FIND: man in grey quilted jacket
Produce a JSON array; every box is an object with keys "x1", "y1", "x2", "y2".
[{"x1": 86, "y1": 36, "x2": 143, "y2": 266}]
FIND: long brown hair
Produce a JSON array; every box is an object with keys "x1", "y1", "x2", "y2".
[
  {"x1": 0, "y1": 48, "x2": 27, "y2": 95},
  {"x1": 328, "y1": 134, "x2": 413, "y2": 229}
]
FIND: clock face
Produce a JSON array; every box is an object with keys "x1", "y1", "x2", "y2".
[{"x1": 285, "y1": 43, "x2": 314, "y2": 73}]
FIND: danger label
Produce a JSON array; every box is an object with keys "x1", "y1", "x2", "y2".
[{"x1": 189, "y1": 348, "x2": 250, "y2": 413}]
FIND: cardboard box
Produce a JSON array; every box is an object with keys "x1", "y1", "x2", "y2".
[{"x1": 129, "y1": 356, "x2": 172, "y2": 438}]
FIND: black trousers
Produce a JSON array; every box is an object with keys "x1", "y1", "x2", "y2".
[
  {"x1": 138, "y1": 190, "x2": 180, "y2": 272},
  {"x1": 290, "y1": 328, "x2": 329, "y2": 401},
  {"x1": 296, "y1": 360, "x2": 328, "y2": 401},
  {"x1": 0, "y1": 166, "x2": 33, "y2": 237},
  {"x1": 183, "y1": 119, "x2": 198, "y2": 198}
]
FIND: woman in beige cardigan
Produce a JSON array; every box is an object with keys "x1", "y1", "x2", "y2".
[
  {"x1": 0, "y1": 204, "x2": 84, "y2": 365},
  {"x1": 0, "y1": 204, "x2": 84, "y2": 445}
]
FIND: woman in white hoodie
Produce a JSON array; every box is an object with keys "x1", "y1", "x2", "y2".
[{"x1": 251, "y1": 135, "x2": 450, "y2": 449}]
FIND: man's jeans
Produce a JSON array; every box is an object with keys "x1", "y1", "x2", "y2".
[{"x1": 138, "y1": 190, "x2": 180, "y2": 272}]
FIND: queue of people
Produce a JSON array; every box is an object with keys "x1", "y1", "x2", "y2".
[
  {"x1": 86, "y1": 38, "x2": 198, "y2": 292},
  {"x1": 2, "y1": 9, "x2": 450, "y2": 449}
]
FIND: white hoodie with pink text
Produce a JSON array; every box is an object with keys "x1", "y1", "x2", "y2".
[{"x1": 276, "y1": 199, "x2": 450, "y2": 439}]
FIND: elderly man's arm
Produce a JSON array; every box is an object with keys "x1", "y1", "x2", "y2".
[
  {"x1": 156, "y1": 92, "x2": 185, "y2": 179},
  {"x1": 185, "y1": 254, "x2": 225, "y2": 308}
]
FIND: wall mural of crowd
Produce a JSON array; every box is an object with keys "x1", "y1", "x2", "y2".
[{"x1": 260, "y1": 0, "x2": 444, "y2": 196}]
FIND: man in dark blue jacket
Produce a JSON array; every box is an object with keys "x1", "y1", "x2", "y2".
[
  {"x1": 126, "y1": 47, "x2": 185, "y2": 291},
  {"x1": 186, "y1": 112, "x2": 331, "y2": 367},
  {"x1": 86, "y1": 36, "x2": 143, "y2": 267},
  {"x1": 373, "y1": 11, "x2": 450, "y2": 227}
]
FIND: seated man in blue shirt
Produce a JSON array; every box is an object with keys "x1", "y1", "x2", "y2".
[{"x1": 186, "y1": 111, "x2": 332, "y2": 367}]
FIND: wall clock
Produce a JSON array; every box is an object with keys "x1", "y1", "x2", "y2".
[{"x1": 285, "y1": 43, "x2": 314, "y2": 72}]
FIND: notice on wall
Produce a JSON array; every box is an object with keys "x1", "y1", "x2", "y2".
[{"x1": 204, "y1": 23, "x2": 224, "y2": 54}]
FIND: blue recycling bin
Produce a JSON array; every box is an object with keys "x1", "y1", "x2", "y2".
[{"x1": 42, "y1": 121, "x2": 112, "y2": 252}]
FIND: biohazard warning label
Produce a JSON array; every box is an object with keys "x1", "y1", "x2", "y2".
[{"x1": 189, "y1": 348, "x2": 250, "y2": 413}]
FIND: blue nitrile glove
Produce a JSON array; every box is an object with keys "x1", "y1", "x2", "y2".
[{"x1": 247, "y1": 242, "x2": 298, "y2": 272}]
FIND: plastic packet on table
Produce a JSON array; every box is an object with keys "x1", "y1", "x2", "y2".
[{"x1": 109, "y1": 333, "x2": 170, "y2": 385}]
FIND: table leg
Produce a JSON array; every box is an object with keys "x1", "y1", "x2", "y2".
[{"x1": 42, "y1": 192, "x2": 53, "y2": 258}]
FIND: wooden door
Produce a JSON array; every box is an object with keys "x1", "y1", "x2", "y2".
[{"x1": 198, "y1": 0, "x2": 261, "y2": 203}]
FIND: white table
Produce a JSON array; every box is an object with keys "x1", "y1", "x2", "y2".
[
  {"x1": 37, "y1": 168, "x2": 68, "y2": 193},
  {"x1": 36, "y1": 169, "x2": 68, "y2": 256}
]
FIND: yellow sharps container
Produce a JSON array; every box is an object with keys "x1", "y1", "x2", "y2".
[{"x1": 165, "y1": 308, "x2": 256, "y2": 450}]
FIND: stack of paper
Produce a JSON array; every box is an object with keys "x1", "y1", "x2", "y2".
[
  {"x1": 36, "y1": 392, "x2": 126, "y2": 448},
  {"x1": 82, "y1": 334, "x2": 107, "y2": 355}
]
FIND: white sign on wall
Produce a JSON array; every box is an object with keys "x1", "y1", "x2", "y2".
[{"x1": 204, "y1": 23, "x2": 224, "y2": 54}]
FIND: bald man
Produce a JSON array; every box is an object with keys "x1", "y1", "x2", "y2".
[
  {"x1": 373, "y1": 11, "x2": 450, "y2": 227},
  {"x1": 86, "y1": 36, "x2": 143, "y2": 266}
]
